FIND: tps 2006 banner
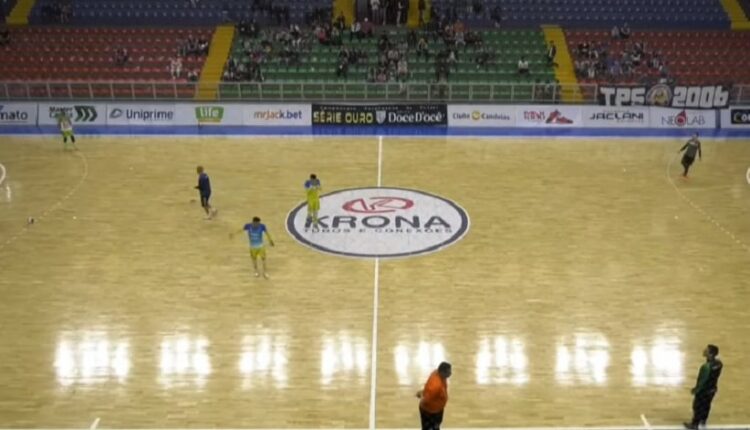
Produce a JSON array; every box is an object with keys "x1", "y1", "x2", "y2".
[
  {"x1": 598, "y1": 84, "x2": 730, "y2": 109},
  {"x1": 312, "y1": 104, "x2": 447, "y2": 126}
]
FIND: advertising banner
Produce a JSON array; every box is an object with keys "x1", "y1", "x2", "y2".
[
  {"x1": 447, "y1": 105, "x2": 515, "y2": 127},
  {"x1": 0, "y1": 103, "x2": 37, "y2": 126},
  {"x1": 649, "y1": 107, "x2": 717, "y2": 129},
  {"x1": 174, "y1": 104, "x2": 244, "y2": 126},
  {"x1": 720, "y1": 107, "x2": 750, "y2": 129},
  {"x1": 37, "y1": 102, "x2": 107, "y2": 125},
  {"x1": 106, "y1": 104, "x2": 176, "y2": 125},
  {"x1": 312, "y1": 104, "x2": 447, "y2": 126},
  {"x1": 245, "y1": 104, "x2": 311, "y2": 126},
  {"x1": 599, "y1": 84, "x2": 730, "y2": 109},
  {"x1": 581, "y1": 106, "x2": 649, "y2": 128},
  {"x1": 515, "y1": 106, "x2": 582, "y2": 127}
]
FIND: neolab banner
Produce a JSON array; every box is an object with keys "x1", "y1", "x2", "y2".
[
  {"x1": 312, "y1": 104, "x2": 447, "y2": 126},
  {"x1": 581, "y1": 106, "x2": 649, "y2": 128},
  {"x1": 107, "y1": 104, "x2": 176, "y2": 125},
  {"x1": 720, "y1": 107, "x2": 750, "y2": 129},
  {"x1": 447, "y1": 105, "x2": 515, "y2": 127},
  {"x1": 0, "y1": 103, "x2": 37, "y2": 126},
  {"x1": 599, "y1": 84, "x2": 730, "y2": 109},
  {"x1": 515, "y1": 105, "x2": 582, "y2": 127},
  {"x1": 649, "y1": 107, "x2": 717, "y2": 129},
  {"x1": 37, "y1": 102, "x2": 107, "y2": 125},
  {"x1": 245, "y1": 104, "x2": 311, "y2": 126}
]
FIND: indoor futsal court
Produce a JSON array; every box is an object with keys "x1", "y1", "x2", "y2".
[{"x1": 1, "y1": 135, "x2": 749, "y2": 429}]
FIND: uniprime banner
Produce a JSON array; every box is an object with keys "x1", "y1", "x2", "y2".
[
  {"x1": 38, "y1": 102, "x2": 107, "y2": 125},
  {"x1": 0, "y1": 103, "x2": 37, "y2": 126},
  {"x1": 245, "y1": 104, "x2": 311, "y2": 126},
  {"x1": 649, "y1": 107, "x2": 717, "y2": 129},
  {"x1": 515, "y1": 105, "x2": 582, "y2": 127},
  {"x1": 312, "y1": 104, "x2": 447, "y2": 126},
  {"x1": 174, "y1": 104, "x2": 244, "y2": 126},
  {"x1": 581, "y1": 106, "x2": 649, "y2": 128},
  {"x1": 447, "y1": 105, "x2": 515, "y2": 127},
  {"x1": 107, "y1": 104, "x2": 176, "y2": 125},
  {"x1": 599, "y1": 84, "x2": 730, "y2": 109},
  {"x1": 720, "y1": 107, "x2": 750, "y2": 129}
]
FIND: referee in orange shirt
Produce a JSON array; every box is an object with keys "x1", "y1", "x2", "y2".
[{"x1": 416, "y1": 362, "x2": 452, "y2": 430}]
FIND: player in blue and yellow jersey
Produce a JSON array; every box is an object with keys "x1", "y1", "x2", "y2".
[
  {"x1": 304, "y1": 173, "x2": 322, "y2": 226},
  {"x1": 239, "y1": 216, "x2": 275, "y2": 279},
  {"x1": 195, "y1": 165, "x2": 217, "y2": 220}
]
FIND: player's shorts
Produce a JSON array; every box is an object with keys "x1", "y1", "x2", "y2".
[
  {"x1": 250, "y1": 246, "x2": 266, "y2": 259},
  {"x1": 200, "y1": 193, "x2": 211, "y2": 206},
  {"x1": 682, "y1": 155, "x2": 695, "y2": 166},
  {"x1": 61, "y1": 130, "x2": 74, "y2": 138},
  {"x1": 307, "y1": 198, "x2": 320, "y2": 212}
]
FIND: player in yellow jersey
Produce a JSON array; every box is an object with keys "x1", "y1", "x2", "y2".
[
  {"x1": 58, "y1": 113, "x2": 77, "y2": 151},
  {"x1": 304, "y1": 173, "x2": 322, "y2": 226}
]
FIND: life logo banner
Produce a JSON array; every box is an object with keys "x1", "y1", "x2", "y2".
[
  {"x1": 174, "y1": 104, "x2": 243, "y2": 125},
  {"x1": 515, "y1": 106, "x2": 581, "y2": 127},
  {"x1": 581, "y1": 106, "x2": 649, "y2": 128},
  {"x1": 286, "y1": 187, "x2": 469, "y2": 259},
  {"x1": 0, "y1": 103, "x2": 37, "y2": 126},
  {"x1": 720, "y1": 107, "x2": 750, "y2": 129},
  {"x1": 649, "y1": 107, "x2": 717, "y2": 129},
  {"x1": 37, "y1": 103, "x2": 107, "y2": 125},
  {"x1": 447, "y1": 105, "x2": 516, "y2": 127},
  {"x1": 245, "y1": 104, "x2": 311, "y2": 126},
  {"x1": 107, "y1": 104, "x2": 176, "y2": 125}
]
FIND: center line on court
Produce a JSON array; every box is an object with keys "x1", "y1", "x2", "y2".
[
  {"x1": 369, "y1": 136, "x2": 384, "y2": 430},
  {"x1": 640, "y1": 414, "x2": 651, "y2": 430},
  {"x1": 90, "y1": 418, "x2": 101, "y2": 430}
]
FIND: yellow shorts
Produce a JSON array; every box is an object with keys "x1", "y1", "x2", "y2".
[
  {"x1": 307, "y1": 198, "x2": 320, "y2": 212},
  {"x1": 250, "y1": 246, "x2": 266, "y2": 259},
  {"x1": 61, "y1": 130, "x2": 74, "y2": 138}
]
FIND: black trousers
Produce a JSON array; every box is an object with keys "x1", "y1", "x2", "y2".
[
  {"x1": 420, "y1": 408, "x2": 444, "y2": 430},
  {"x1": 691, "y1": 390, "x2": 717, "y2": 426}
]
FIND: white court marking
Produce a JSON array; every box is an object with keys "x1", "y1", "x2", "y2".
[
  {"x1": 640, "y1": 414, "x2": 652, "y2": 430},
  {"x1": 2, "y1": 427, "x2": 749, "y2": 430},
  {"x1": 746, "y1": 167, "x2": 750, "y2": 185},
  {"x1": 0, "y1": 150, "x2": 89, "y2": 252},
  {"x1": 666, "y1": 153, "x2": 749, "y2": 254},
  {"x1": 368, "y1": 136, "x2": 384, "y2": 430},
  {"x1": 89, "y1": 419, "x2": 100, "y2": 430}
]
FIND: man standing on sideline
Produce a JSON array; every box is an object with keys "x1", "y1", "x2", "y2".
[
  {"x1": 195, "y1": 165, "x2": 217, "y2": 220},
  {"x1": 416, "y1": 362, "x2": 451, "y2": 430},
  {"x1": 684, "y1": 344, "x2": 723, "y2": 430},
  {"x1": 678, "y1": 133, "x2": 702, "y2": 179}
]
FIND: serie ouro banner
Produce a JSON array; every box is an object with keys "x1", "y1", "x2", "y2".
[
  {"x1": 312, "y1": 104, "x2": 447, "y2": 126},
  {"x1": 599, "y1": 84, "x2": 730, "y2": 109}
]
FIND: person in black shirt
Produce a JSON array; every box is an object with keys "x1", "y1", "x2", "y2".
[
  {"x1": 684, "y1": 344, "x2": 723, "y2": 429},
  {"x1": 195, "y1": 166, "x2": 217, "y2": 220},
  {"x1": 678, "y1": 133, "x2": 702, "y2": 178}
]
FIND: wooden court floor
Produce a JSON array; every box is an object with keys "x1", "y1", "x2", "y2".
[{"x1": 0, "y1": 135, "x2": 749, "y2": 428}]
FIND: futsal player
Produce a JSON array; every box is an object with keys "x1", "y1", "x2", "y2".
[
  {"x1": 236, "y1": 217, "x2": 275, "y2": 279},
  {"x1": 58, "y1": 113, "x2": 77, "y2": 150},
  {"x1": 678, "y1": 133, "x2": 702, "y2": 178},
  {"x1": 304, "y1": 174, "x2": 322, "y2": 226},
  {"x1": 416, "y1": 362, "x2": 451, "y2": 430},
  {"x1": 195, "y1": 165, "x2": 217, "y2": 219},
  {"x1": 684, "y1": 344, "x2": 723, "y2": 430}
]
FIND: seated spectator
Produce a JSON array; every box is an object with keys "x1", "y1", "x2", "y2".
[
  {"x1": 397, "y1": 57, "x2": 409, "y2": 81},
  {"x1": 475, "y1": 48, "x2": 492, "y2": 70},
  {"x1": 378, "y1": 34, "x2": 390, "y2": 52},
  {"x1": 490, "y1": 6, "x2": 503, "y2": 28},
  {"x1": 336, "y1": 56, "x2": 349, "y2": 78},
  {"x1": 376, "y1": 67, "x2": 388, "y2": 82},
  {"x1": 169, "y1": 57, "x2": 183, "y2": 79},
  {"x1": 367, "y1": 66, "x2": 377, "y2": 82},
  {"x1": 407, "y1": 30, "x2": 417, "y2": 47},
  {"x1": 517, "y1": 56, "x2": 529, "y2": 75},
  {"x1": 587, "y1": 64, "x2": 596, "y2": 79},
  {"x1": 620, "y1": 23, "x2": 631, "y2": 39},
  {"x1": 198, "y1": 37, "x2": 210, "y2": 55},
  {"x1": 350, "y1": 20, "x2": 363, "y2": 41},
  {"x1": 362, "y1": 18, "x2": 374, "y2": 38},
  {"x1": 455, "y1": 31, "x2": 466, "y2": 49},
  {"x1": 187, "y1": 69, "x2": 199, "y2": 82},
  {"x1": 331, "y1": 27, "x2": 342, "y2": 46},
  {"x1": 387, "y1": 47, "x2": 400, "y2": 66},
  {"x1": 315, "y1": 25, "x2": 330, "y2": 44},
  {"x1": 546, "y1": 42, "x2": 557, "y2": 66},
  {"x1": 0, "y1": 27, "x2": 10, "y2": 47},
  {"x1": 631, "y1": 51, "x2": 641, "y2": 67},
  {"x1": 465, "y1": 31, "x2": 483, "y2": 47},
  {"x1": 114, "y1": 47, "x2": 129, "y2": 66},
  {"x1": 186, "y1": 33, "x2": 199, "y2": 55},
  {"x1": 416, "y1": 37, "x2": 430, "y2": 60},
  {"x1": 223, "y1": 69, "x2": 236, "y2": 81},
  {"x1": 611, "y1": 25, "x2": 620, "y2": 39},
  {"x1": 446, "y1": 48, "x2": 457, "y2": 65},
  {"x1": 334, "y1": 13, "x2": 346, "y2": 31}
]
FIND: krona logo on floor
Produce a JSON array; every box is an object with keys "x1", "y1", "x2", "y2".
[
  {"x1": 286, "y1": 187, "x2": 470, "y2": 259},
  {"x1": 195, "y1": 106, "x2": 224, "y2": 123}
]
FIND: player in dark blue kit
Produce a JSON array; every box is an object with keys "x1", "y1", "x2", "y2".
[
  {"x1": 195, "y1": 165, "x2": 217, "y2": 219},
  {"x1": 678, "y1": 134, "x2": 702, "y2": 179}
]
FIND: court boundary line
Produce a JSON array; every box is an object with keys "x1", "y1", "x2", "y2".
[
  {"x1": 368, "y1": 135, "x2": 384, "y2": 429},
  {"x1": 0, "y1": 161, "x2": 6, "y2": 186},
  {"x1": 640, "y1": 415, "x2": 652, "y2": 430},
  {"x1": 89, "y1": 418, "x2": 100, "y2": 430},
  {"x1": 3, "y1": 426, "x2": 749, "y2": 430},
  {"x1": 0, "y1": 150, "x2": 89, "y2": 252},
  {"x1": 666, "y1": 152, "x2": 750, "y2": 254}
]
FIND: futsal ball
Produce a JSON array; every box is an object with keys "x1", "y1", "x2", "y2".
[{"x1": 27, "y1": 217, "x2": 35, "y2": 225}]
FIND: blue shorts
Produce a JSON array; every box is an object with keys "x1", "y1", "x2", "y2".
[{"x1": 200, "y1": 193, "x2": 211, "y2": 207}]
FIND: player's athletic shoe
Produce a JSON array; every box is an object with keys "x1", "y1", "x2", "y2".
[{"x1": 254, "y1": 272, "x2": 260, "y2": 277}]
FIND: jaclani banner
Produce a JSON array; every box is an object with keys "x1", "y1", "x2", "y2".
[{"x1": 598, "y1": 84, "x2": 731, "y2": 109}]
